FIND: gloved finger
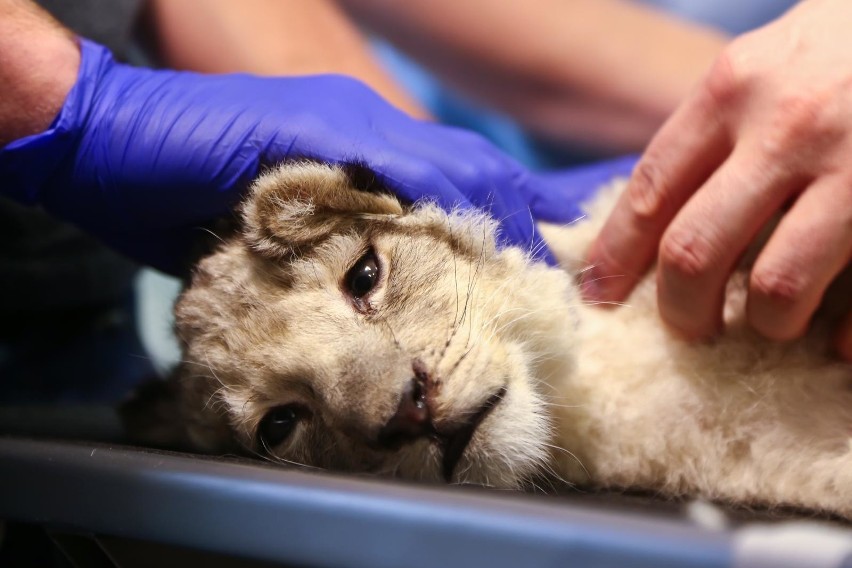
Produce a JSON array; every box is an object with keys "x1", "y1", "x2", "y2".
[
  {"x1": 523, "y1": 225, "x2": 558, "y2": 265},
  {"x1": 483, "y1": 185, "x2": 556, "y2": 263},
  {"x1": 356, "y1": 151, "x2": 470, "y2": 211},
  {"x1": 381, "y1": 154, "x2": 554, "y2": 263},
  {"x1": 379, "y1": 120, "x2": 509, "y2": 201},
  {"x1": 528, "y1": 155, "x2": 640, "y2": 223},
  {"x1": 352, "y1": 127, "x2": 552, "y2": 260}
]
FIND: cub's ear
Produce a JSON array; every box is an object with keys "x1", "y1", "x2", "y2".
[{"x1": 241, "y1": 161, "x2": 404, "y2": 259}]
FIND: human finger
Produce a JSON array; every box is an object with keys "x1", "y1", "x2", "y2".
[
  {"x1": 582, "y1": 86, "x2": 730, "y2": 304},
  {"x1": 656, "y1": 146, "x2": 803, "y2": 339},
  {"x1": 747, "y1": 177, "x2": 852, "y2": 342}
]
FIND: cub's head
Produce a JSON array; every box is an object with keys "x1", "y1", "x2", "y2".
[{"x1": 127, "y1": 162, "x2": 577, "y2": 489}]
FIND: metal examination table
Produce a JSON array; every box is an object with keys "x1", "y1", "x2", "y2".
[{"x1": 0, "y1": 406, "x2": 850, "y2": 568}]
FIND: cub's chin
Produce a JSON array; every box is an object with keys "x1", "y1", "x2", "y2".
[
  {"x1": 460, "y1": 386, "x2": 555, "y2": 489},
  {"x1": 336, "y1": 376, "x2": 553, "y2": 489}
]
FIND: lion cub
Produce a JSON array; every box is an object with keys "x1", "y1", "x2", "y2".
[{"x1": 125, "y1": 162, "x2": 852, "y2": 518}]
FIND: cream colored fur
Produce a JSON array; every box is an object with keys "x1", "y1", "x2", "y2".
[{"x1": 133, "y1": 162, "x2": 852, "y2": 518}]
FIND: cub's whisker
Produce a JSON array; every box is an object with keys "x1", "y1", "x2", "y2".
[{"x1": 542, "y1": 442, "x2": 589, "y2": 479}]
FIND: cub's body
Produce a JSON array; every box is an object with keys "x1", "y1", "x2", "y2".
[
  {"x1": 542, "y1": 191, "x2": 852, "y2": 514},
  {"x1": 128, "y1": 163, "x2": 852, "y2": 519}
]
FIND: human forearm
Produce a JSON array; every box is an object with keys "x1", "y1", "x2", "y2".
[
  {"x1": 0, "y1": 0, "x2": 79, "y2": 147},
  {"x1": 339, "y1": 0, "x2": 727, "y2": 151},
  {"x1": 143, "y1": 0, "x2": 429, "y2": 118}
]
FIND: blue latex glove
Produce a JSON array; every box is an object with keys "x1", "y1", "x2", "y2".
[
  {"x1": 528, "y1": 155, "x2": 640, "y2": 224},
  {"x1": 0, "y1": 39, "x2": 557, "y2": 274}
]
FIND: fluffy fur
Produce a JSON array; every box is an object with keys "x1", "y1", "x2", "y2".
[{"x1": 125, "y1": 162, "x2": 852, "y2": 518}]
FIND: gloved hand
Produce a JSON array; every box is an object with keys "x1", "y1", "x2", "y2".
[
  {"x1": 528, "y1": 155, "x2": 639, "y2": 222},
  {"x1": 0, "y1": 39, "x2": 557, "y2": 274}
]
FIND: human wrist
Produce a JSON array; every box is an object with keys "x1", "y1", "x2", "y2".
[
  {"x1": 0, "y1": 0, "x2": 80, "y2": 147},
  {"x1": 0, "y1": 38, "x2": 107, "y2": 204}
]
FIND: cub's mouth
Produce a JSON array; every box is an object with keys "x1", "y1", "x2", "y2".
[{"x1": 440, "y1": 386, "x2": 507, "y2": 482}]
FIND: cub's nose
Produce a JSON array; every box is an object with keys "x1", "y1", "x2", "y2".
[{"x1": 377, "y1": 362, "x2": 434, "y2": 449}]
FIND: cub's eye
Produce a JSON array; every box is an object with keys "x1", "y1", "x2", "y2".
[
  {"x1": 258, "y1": 405, "x2": 300, "y2": 449},
  {"x1": 345, "y1": 249, "x2": 380, "y2": 299}
]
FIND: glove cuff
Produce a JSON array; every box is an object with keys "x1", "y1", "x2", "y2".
[{"x1": 0, "y1": 38, "x2": 112, "y2": 204}]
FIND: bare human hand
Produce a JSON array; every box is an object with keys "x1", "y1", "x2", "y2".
[{"x1": 583, "y1": 0, "x2": 852, "y2": 360}]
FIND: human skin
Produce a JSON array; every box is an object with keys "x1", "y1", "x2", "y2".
[
  {"x1": 337, "y1": 0, "x2": 727, "y2": 153},
  {"x1": 142, "y1": 0, "x2": 429, "y2": 119},
  {"x1": 583, "y1": 0, "x2": 852, "y2": 360},
  {"x1": 0, "y1": 0, "x2": 80, "y2": 146},
  {"x1": 145, "y1": 0, "x2": 729, "y2": 153}
]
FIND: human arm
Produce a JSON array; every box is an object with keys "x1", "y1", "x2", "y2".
[
  {"x1": 140, "y1": 0, "x2": 428, "y2": 119},
  {"x1": 0, "y1": 0, "x2": 559, "y2": 274},
  {"x1": 337, "y1": 0, "x2": 727, "y2": 153},
  {"x1": 583, "y1": 0, "x2": 852, "y2": 360},
  {"x1": 0, "y1": 0, "x2": 79, "y2": 146}
]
